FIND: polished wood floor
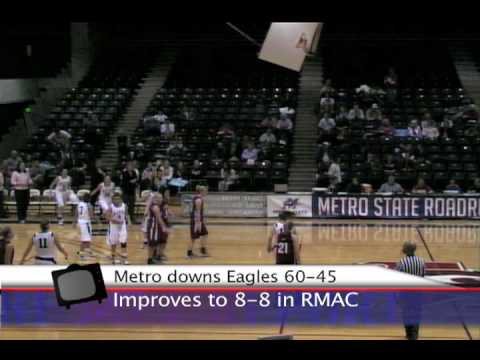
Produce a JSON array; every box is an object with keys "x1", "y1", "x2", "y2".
[{"x1": 1, "y1": 217, "x2": 479, "y2": 340}]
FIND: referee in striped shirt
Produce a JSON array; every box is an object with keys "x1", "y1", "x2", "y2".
[{"x1": 396, "y1": 241, "x2": 426, "y2": 340}]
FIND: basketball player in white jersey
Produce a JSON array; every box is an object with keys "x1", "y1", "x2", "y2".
[
  {"x1": 90, "y1": 175, "x2": 115, "y2": 215},
  {"x1": 74, "y1": 193, "x2": 95, "y2": 259},
  {"x1": 105, "y1": 192, "x2": 129, "y2": 264},
  {"x1": 50, "y1": 168, "x2": 78, "y2": 225},
  {"x1": 19, "y1": 220, "x2": 68, "y2": 265}
]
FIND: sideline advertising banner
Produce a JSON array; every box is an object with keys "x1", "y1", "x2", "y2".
[
  {"x1": 312, "y1": 193, "x2": 480, "y2": 219},
  {"x1": 267, "y1": 194, "x2": 312, "y2": 218},
  {"x1": 181, "y1": 193, "x2": 266, "y2": 218}
]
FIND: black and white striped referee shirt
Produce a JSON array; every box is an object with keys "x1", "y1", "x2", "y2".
[{"x1": 396, "y1": 256, "x2": 426, "y2": 277}]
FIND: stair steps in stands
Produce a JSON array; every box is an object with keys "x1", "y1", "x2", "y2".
[
  {"x1": 449, "y1": 42, "x2": 480, "y2": 106},
  {"x1": 98, "y1": 52, "x2": 177, "y2": 172},
  {"x1": 288, "y1": 57, "x2": 323, "y2": 192}
]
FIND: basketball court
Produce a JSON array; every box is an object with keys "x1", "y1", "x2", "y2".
[{"x1": 1, "y1": 216, "x2": 479, "y2": 340}]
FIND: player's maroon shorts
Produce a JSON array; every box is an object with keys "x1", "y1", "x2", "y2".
[
  {"x1": 148, "y1": 228, "x2": 168, "y2": 246},
  {"x1": 190, "y1": 220, "x2": 208, "y2": 240}
]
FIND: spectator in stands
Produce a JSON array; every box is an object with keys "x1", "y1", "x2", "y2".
[
  {"x1": 141, "y1": 162, "x2": 155, "y2": 191},
  {"x1": 384, "y1": 67, "x2": 398, "y2": 102},
  {"x1": 134, "y1": 143, "x2": 147, "y2": 167},
  {"x1": 366, "y1": 103, "x2": 382, "y2": 122},
  {"x1": 190, "y1": 160, "x2": 204, "y2": 180},
  {"x1": 162, "y1": 160, "x2": 174, "y2": 183},
  {"x1": 363, "y1": 153, "x2": 382, "y2": 180},
  {"x1": 345, "y1": 177, "x2": 362, "y2": 193},
  {"x1": 2, "y1": 150, "x2": 22, "y2": 181},
  {"x1": 241, "y1": 143, "x2": 259, "y2": 165},
  {"x1": 383, "y1": 154, "x2": 397, "y2": 175},
  {"x1": 422, "y1": 119, "x2": 440, "y2": 140},
  {"x1": 461, "y1": 104, "x2": 479, "y2": 122},
  {"x1": 152, "y1": 159, "x2": 163, "y2": 174},
  {"x1": 347, "y1": 103, "x2": 365, "y2": 121},
  {"x1": 85, "y1": 111, "x2": 99, "y2": 135},
  {"x1": 407, "y1": 120, "x2": 423, "y2": 138},
  {"x1": 218, "y1": 124, "x2": 237, "y2": 157},
  {"x1": 174, "y1": 161, "x2": 187, "y2": 180},
  {"x1": 318, "y1": 112, "x2": 336, "y2": 142},
  {"x1": 279, "y1": 105, "x2": 295, "y2": 118},
  {"x1": 465, "y1": 123, "x2": 480, "y2": 137},
  {"x1": 213, "y1": 142, "x2": 228, "y2": 161},
  {"x1": 70, "y1": 158, "x2": 87, "y2": 190},
  {"x1": 47, "y1": 128, "x2": 71, "y2": 151},
  {"x1": 378, "y1": 175, "x2": 404, "y2": 194},
  {"x1": 326, "y1": 157, "x2": 342, "y2": 191},
  {"x1": 179, "y1": 105, "x2": 196, "y2": 121},
  {"x1": 259, "y1": 128, "x2": 277, "y2": 151},
  {"x1": 276, "y1": 116, "x2": 293, "y2": 131},
  {"x1": 334, "y1": 126, "x2": 349, "y2": 146},
  {"x1": 258, "y1": 115, "x2": 277, "y2": 129},
  {"x1": 336, "y1": 106, "x2": 349, "y2": 127},
  {"x1": 440, "y1": 112, "x2": 454, "y2": 138},
  {"x1": 397, "y1": 145, "x2": 417, "y2": 171},
  {"x1": 316, "y1": 142, "x2": 332, "y2": 164},
  {"x1": 218, "y1": 163, "x2": 239, "y2": 192},
  {"x1": 319, "y1": 94, "x2": 335, "y2": 114},
  {"x1": 144, "y1": 110, "x2": 167, "y2": 135},
  {"x1": 151, "y1": 169, "x2": 168, "y2": 196},
  {"x1": 420, "y1": 112, "x2": 434, "y2": 129},
  {"x1": 320, "y1": 79, "x2": 335, "y2": 96},
  {"x1": 445, "y1": 179, "x2": 462, "y2": 193},
  {"x1": 0, "y1": 166, "x2": 5, "y2": 218},
  {"x1": 167, "y1": 138, "x2": 185, "y2": 158},
  {"x1": 467, "y1": 178, "x2": 480, "y2": 193},
  {"x1": 117, "y1": 134, "x2": 129, "y2": 158},
  {"x1": 120, "y1": 161, "x2": 139, "y2": 223},
  {"x1": 10, "y1": 162, "x2": 33, "y2": 223},
  {"x1": 111, "y1": 168, "x2": 122, "y2": 189},
  {"x1": 160, "y1": 118, "x2": 176, "y2": 138},
  {"x1": 59, "y1": 143, "x2": 74, "y2": 170},
  {"x1": 153, "y1": 110, "x2": 168, "y2": 123},
  {"x1": 411, "y1": 178, "x2": 433, "y2": 194},
  {"x1": 379, "y1": 118, "x2": 395, "y2": 136},
  {"x1": 239, "y1": 135, "x2": 252, "y2": 152}
]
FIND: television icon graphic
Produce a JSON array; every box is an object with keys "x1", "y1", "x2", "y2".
[{"x1": 52, "y1": 263, "x2": 107, "y2": 309}]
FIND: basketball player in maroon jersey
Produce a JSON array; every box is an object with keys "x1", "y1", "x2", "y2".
[
  {"x1": 0, "y1": 227, "x2": 14, "y2": 264},
  {"x1": 146, "y1": 194, "x2": 168, "y2": 264},
  {"x1": 269, "y1": 222, "x2": 301, "y2": 265},
  {"x1": 187, "y1": 185, "x2": 209, "y2": 258},
  {"x1": 156, "y1": 193, "x2": 171, "y2": 261}
]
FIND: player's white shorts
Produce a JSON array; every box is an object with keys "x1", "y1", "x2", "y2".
[
  {"x1": 78, "y1": 221, "x2": 93, "y2": 242},
  {"x1": 106, "y1": 223, "x2": 128, "y2": 246},
  {"x1": 98, "y1": 196, "x2": 112, "y2": 212},
  {"x1": 55, "y1": 190, "x2": 78, "y2": 207},
  {"x1": 34, "y1": 257, "x2": 57, "y2": 265}
]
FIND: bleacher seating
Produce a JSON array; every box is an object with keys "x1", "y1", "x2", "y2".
[
  {"x1": 19, "y1": 50, "x2": 153, "y2": 188},
  {"x1": 317, "y1": 40, "x2": 478, "y2": 191},
  {"x1": 124, "y1": 48, "x2": 299, "y2": 191}
]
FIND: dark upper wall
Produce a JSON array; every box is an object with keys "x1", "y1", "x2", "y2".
[{"x1": 0, "y1": 23, "x2": 70, "y2": 79}]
